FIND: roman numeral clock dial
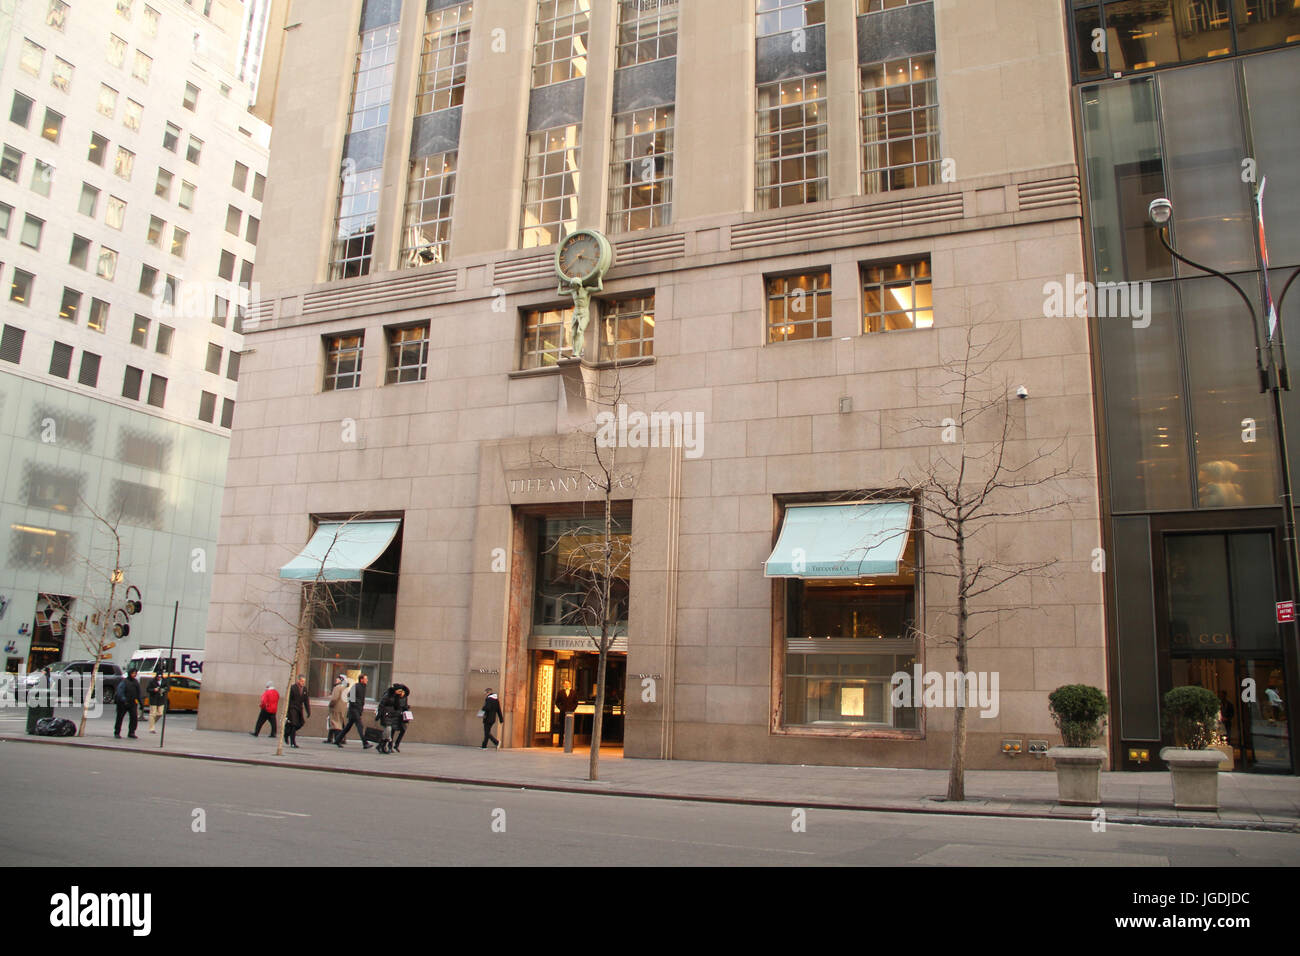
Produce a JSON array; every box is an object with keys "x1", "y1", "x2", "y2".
[{"x1": 554, "y1": 229, "x2": 614, "y2": 360}]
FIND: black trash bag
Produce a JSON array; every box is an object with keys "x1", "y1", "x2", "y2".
[{"x1": 34, "y1": 717, "x2": 77, "y2": 737}]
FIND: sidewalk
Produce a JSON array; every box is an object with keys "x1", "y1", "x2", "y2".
[{"x1": 5, "y1": 720, "x2": 1299, "y2": 832}]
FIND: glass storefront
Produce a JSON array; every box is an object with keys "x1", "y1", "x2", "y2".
[
  {"x1": 1165, "y1": 531, "x2": 1291, "y2": 771},
  {"x1": 529, "y1": 648, "x2": 626, "y2": 747}
]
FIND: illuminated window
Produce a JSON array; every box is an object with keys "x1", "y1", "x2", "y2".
[
  {"x1": 385, "y1": 324, "x2": 430, "y2": 384},
  {"x1": 861, "y1": 258, "x2": 932, "y2": 332},
  {"x1": 330, "y1": 167, "x2": 381, "y2": 279},
  {"x1": 87, "y1": 298, "x2": 109, "y2": 333},
  {"x1": 20, "y1": 39, "x2": 45, "y2": 78},
  {"x1": 323, "y1": 333, "x2": 364, "y2": 391},
  {"x1": 42, "y1": 108, "x2": 63, "y2": 144},
  {"x1": 520, "y1": 306, "x2": 574, "y2": 369},
  {"x1": 520, "y1": 124, "x2": 581, "y2": 249},
  {"x1": 766, "y1": 270, "x2": 832, "y2": 343},
  {"x1": 756, "y1": 75, "x2": 827, "y2": 209},
  {"x1": 88, "y1": 132, "x2": 107, "y2": 167},
  {"x1": 600, "y1": 295, "x2": 655, "y2": 360},
  {"x1": 860, "y1": 55, "x2": 938, "y2": 193},
  {"x1": 607, "y1": 106, "x2": 672, "y2": 233},
  {"x1": 96, "y1": 247, "x2": 119, "y2": 282}
]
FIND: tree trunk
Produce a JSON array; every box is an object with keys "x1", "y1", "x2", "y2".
[
  {"x1": 589, "y1": 640, "x2": 608, "y2": 781},
  {"x1": 79, "y1": 579, "x2": 118, "y2": 737},
  {"x1": 946, "y1": 523, "x2": 969, "y2": 801}
]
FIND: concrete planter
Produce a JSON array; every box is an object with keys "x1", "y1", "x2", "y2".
[
  {"x1": 1046, "y1": 746, "x2": 1106, "y2": 806},
  {"x1": 1159, "y1": 748, "x2": 1223, "y2": 809}
]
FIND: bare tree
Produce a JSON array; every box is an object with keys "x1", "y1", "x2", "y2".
[
  {"x1": 854, "y1": 328, "x2": 1086, "y2": 800},
  {"x1": 533, "y1": 369, "x2": 643, "y2": 781},
  {"x1": 45, "y1": 499, "x2": 139, "y2": 736},
  {"x1": 241, "y1": 515, "x2": 366, "y2": 756}
]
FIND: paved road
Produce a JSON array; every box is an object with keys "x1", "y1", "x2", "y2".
[{"x1": 3, "y1": 744, "x2": 1298, "y2": 866}]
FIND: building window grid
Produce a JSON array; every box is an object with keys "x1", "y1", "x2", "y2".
[
  {"x1": 386, "y1": 324, "x2": 430, "y2": 384},
  {"x1": 600, "y1": 296, "x2": 655, "y2": 360},
  {"x1": 521, "y1": 124, "x2": 581, "y2": 249},
  {"x1": 617, "y1": 0, "x2": 678, "y2": 67},
  {"x1": 767, "y1": 270, "x2": 832, "y2": 343},
  {"x1": 400, "y1": 153, "x2": 457, "y2": 268},
  {"x1": 532, "y1": 0, "x2": 591, "y2": 87},
  {"x1": 323, "y1": 333, "x2": 364, "y2": 391},
  {"x1": 756, "y1": 0, "x2": 825, "y2": 38},
  {"x1": 756, "y1": 75, "x2": 828, "y2": 210},
  {"x1": 521, "y1": 307, "x2": 573, "y2": 369},
  {"x1": 415, "y1": 2, "x2": 472, "y2": 115},
  {"x1": 861, "y1": 259, "x2": 933, "y2": 332},
  {"x1": 608, "y1": 107, "x2": 673, "y2": 234},
  {"x1": 347, "y1": 25, "x2": 399, "y2": 135},
  {"x1": 860, "y1": 55, "x2": 939, "y2": 194}
]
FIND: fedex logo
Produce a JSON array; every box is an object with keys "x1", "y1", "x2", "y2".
[{"x1": 179, "y1": 654, "x2": 203, "y2": 675}]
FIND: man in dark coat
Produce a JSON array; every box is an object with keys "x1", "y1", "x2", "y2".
[
  {"x1": 554, "y1": 679, "x2": 578, "y2": 743},
  {"x1": 113, "y1": 669, "x2": 145, "y2": 739},
  {"x1": 335, "y1": 672, "x2": 370, "y2": 748},
  {"x1": 480, "y1": 687, "x2": 504, "y2": 750},
  {"x1": 146, "y1": 673, "x2": 168, "y2": 734},
  {"x1": 375, "y1": 683, "x2": 410, "y2": 754},
  {"x1": 284, "y1": 675, "x2": 311, "y2": 748}
]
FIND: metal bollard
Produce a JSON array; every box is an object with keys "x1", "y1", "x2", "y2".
[{"x1": 563, "y1": 712, "x2": 575, "y2": 753}]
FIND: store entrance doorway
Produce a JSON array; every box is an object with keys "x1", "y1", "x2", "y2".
[{"x1": 529, "y1": 650, "x2": 626, "y2": 750}]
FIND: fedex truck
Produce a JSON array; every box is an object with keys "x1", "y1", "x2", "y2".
[{"x1": 128, "y1": 646, "x2": 204, "y2": 679}]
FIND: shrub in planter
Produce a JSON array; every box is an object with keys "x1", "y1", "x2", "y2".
[
  {"x1": 1163, "y1": 685, "x2": 1219, "y2": 750},
  {"x1": 1046, "y1": 684, "x2": 1108, "y2": 806},
  {"x1": 1048, "y1": 684, "x2": 1108, "y2": 748},
  {"x1": 1160, "y1": 685, "x2": 1224, "y2": 810}
]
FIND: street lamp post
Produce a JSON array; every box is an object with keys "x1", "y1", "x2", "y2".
[{"x1": 1148, "y1": 196, "x2": 1300, "y2": 772}]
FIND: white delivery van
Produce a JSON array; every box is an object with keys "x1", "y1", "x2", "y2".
[{"x1": 128, "y1": 646, "x2": 204, "y2": 680}]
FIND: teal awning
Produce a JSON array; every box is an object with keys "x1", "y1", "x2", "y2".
[
  {"x1": 764, "y1": 502, "x2": 911, "y2": 578},
  {"x1": 279, "y1": 520, "x2": 400, "y2": 582}
]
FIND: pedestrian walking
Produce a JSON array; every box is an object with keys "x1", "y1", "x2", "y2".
[
  {"x1": 146, "y1": 672, "x2": 168, "y2": 733},
  {"x1": 250, "y1": 681, "x2": 279, "y2": 738},
  {"x1": 335, "y1": 672, "x2": 370, "y2": 748},
  {"x1": 376, "y1": 683, "x2": 410, "y2": 754},
  {"x1": 113, "y1": 669, "x2": 145, "y2": 739},
  {"x1": 284, "y1": 675, "x2": 310, "y2": 748},
  {"x1": 480, "y1": 687, "x2": 504, "y2": 749},
  {"x1": 325, "y1": 673, "x2": 348, "y2": 744}
]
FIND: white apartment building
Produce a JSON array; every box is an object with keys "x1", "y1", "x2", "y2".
[{"x1": 0, "y1": 0, "x2": 271, "y2": 675}]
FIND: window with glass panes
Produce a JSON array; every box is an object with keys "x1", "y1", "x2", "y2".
[
  {"x1": 323, "y1": 333, "x2": 364, "y2": 390},
  {"x1": 608, "y1": 107, "x2": 673, "y2": 233},
  {"x1": 521, "y1": 307, "x2": 573, "y2": 369},
  {"x1": 861, "y1": 258, "x2": 932, "y2": 332},
  {"x1": 521, "y1": 124, "x2": 581, "y2": 248},
  {"x1": 532, "y1": 0, "x2": 591, "y2": 87},
  {"x1": 766, "y1": 270, "x2": 832, "y2": 342},
  {"x1": 47, "y1": 0, "x2": 69, "y2": 30},
  {"x1": 98, "y1": 84, "x2": 118, "y2": 118},
  {"x1": 385, "y1": 324, "x2": 430, "y2": 384},
  {"x1": 860, "y1": 55, "x2": 938, "y2": 193},
  {"x1": 416, "y1": 2, "x2": 471, "y2": 114},
  {"x1": 756, "y1": 0, "x2": 824, "y2": 37},
  {"x1": 756, "y1": 75, "x2": 827, "y2": 209},
  {"x1": 330, "y1": 166, "x2": 381, "y2": 280},
  {"x1": 348, "y1": 25, "x2": 398, "y2": 134},
  {"x1": 400, "y1": 152, "x2": 456, "y2": 268},
  {"x1": 123, "y1": 99, "x2": 142, "y2": 131},
  {"x1": 601, "y1": 296, "x2": 655, "y2": 360},
  {"x1": 21, "y1": 39, "x2": 45, "y2": 77},
  {"x1": 617, "y1": 0, "x2": 677, "y2": 66},
  {"x1": 52, "y1": 58, "x2": 73, "y2": 92}
]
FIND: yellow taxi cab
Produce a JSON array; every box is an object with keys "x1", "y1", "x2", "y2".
[{"x1": 159, "y1": 674, "x2": 201, "y2": 712}]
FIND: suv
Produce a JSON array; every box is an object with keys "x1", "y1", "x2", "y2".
[{"x1": 24, "y1": 661, "x2": 125, "y2": 700}]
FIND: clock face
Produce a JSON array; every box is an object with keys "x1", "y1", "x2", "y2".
[{"x1": 557, "y1": 231, "x2": 603, "y2": 282}]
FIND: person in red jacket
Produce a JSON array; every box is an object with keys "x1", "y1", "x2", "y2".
[{"x1": 250, "y1": 681, "x2": 279, "y2": 738}]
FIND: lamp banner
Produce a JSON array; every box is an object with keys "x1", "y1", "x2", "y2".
[{"x1": 1257, "y1": 177, "x2": 1278, "y2": 342}]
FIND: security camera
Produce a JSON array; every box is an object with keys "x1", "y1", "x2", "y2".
[
  {"x1": 1015, "y1": 385, "x2": 1029, "y2": 400},
  {"x1": 1148, "y1": 198, "x2": 1173, "y2": 226},
  {"x1": 417, "y1": 246, "x2": 436, "y2": 264}
]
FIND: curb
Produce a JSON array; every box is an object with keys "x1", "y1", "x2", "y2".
[{"x1": 5, "y1": 734, "x2": 1297, "y2": 834}]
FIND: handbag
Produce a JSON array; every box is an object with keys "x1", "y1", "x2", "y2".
[
  {"x1": 363, "y1": 726, "x2": 385, "y2": 743},
  {"x1": 401, "y1": 710, "x2": 413, "y2": 722},
  {"x1": 475, "y1": 709, "x2": 485, "y2": 718}
]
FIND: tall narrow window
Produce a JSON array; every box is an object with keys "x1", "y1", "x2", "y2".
[
  {"x1": 133, "y1": 51, "x2": 152, "y2": 84},
  {"x1": 123, "y1": 99, "x2": 143, "y2": 132},
  {"x1": 521, "y1": 125, "x2": 581, "y2": 248},
  {"x1": 113, "y1": 146, "x2": 134, "y2": 180},
  {"x1": 416, "y1": 2, "x2": 472, "y2": 114},
  {"x1": 81, "y1": 182, "x2": 100, "y2": 219},
  {"x1": 42, "y1": 108, "x2": 63, "y2": 143},
  {"x1": 147, "y1": 374, "x2": 167, "y2": 408},
  {"x1": 88, "y1": 132, "x2": 107, "y2": 167},
  {"x1": 79, "y1": 352, "x2": 101, "y2": 387},
  {"x1": 400, "y1": 153, "x2": 457, "y2": 267},
  {"x1": 52, "y1": 58, "x2": 73, "y2": 92},
  {"x1": 860, "y1": 55, "x2": 938, "y2": 193},
  {"x1": 50, "y1": 342, "x2": 74, "y2": 379},
  {"x1": 98, "y1": 85, "x2": 119, "y2": 119},
  {"x1": 59, "y1": 288, "x2": 81, "y2": 322},
  {"x1": 532, "y1": 0, "x2": 591, "y2": 86},
  {"x1": 756, "y1": 75, "x2": 828, "y2": 209},
  {"x1": 87, "y1": 298, "x2": 109, "y2": 333},
  {"x1": 329, "y1": 23, "x2": 399, "y2": 280},
  {"x1": 20, "y1": 39, "x2": 45, "y2": 78},
  {"x1": 608, "y1": 107, "x2": 673, "y2": 233},
  {"x1": 47, "y1": 0, "x2": 69, "y2": 31},
  {"x1": 617, "y1": 0, "x2": 678, "y2": 66},
  {"x1": 107, "y1": 34, "x2": 127, "y2": 69},
  {"x1": 123, "y1": 365, "x2": 143, "y2": 400}
]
